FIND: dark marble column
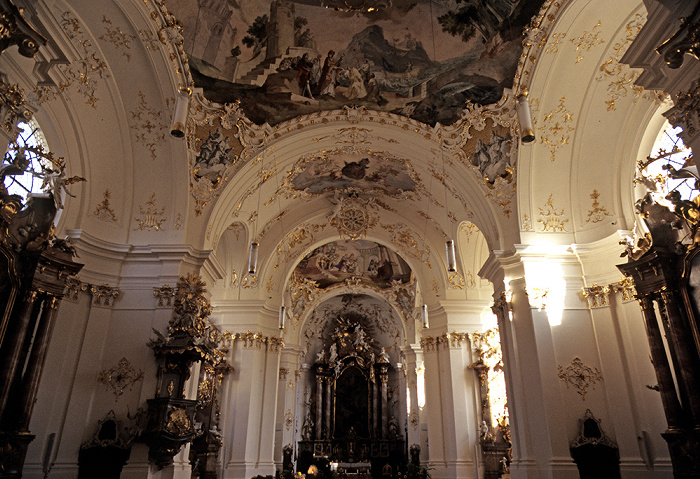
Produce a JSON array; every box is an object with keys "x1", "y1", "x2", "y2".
[
  {"x1": 0, "y1": 289, "x2": 38, "y2": 421},
  {"x1": 17, "y1": 295, "x2": 61, "y2": 431},
  {"x1": 639, "y1": 295, "x2": 684, "y2": 431}
]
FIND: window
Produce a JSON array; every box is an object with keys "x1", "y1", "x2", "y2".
[
  {"x1": 2, "y1": 118, "x2": 51, "y2": 201},
  {"x1": 641, "y1": 122, "x2": 697, "y2": 202}
]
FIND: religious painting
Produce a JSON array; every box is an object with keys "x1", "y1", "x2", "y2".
[
  {"x1": 291, "y1": 150, "x2": 416, "y2": 195},
  {"x1": 294, "y1": 239, "x2": 411, "y2": 289},
  {"x1": 165, "y1": 0, "x2": 546, "y2": 126},
  {"x1": 461, "y1": 119, "x2": 515, "y2": 185}
]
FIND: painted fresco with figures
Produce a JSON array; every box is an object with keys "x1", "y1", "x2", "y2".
[{"x1": 165, "y1": 0, "x2": 545, "y2": 126}]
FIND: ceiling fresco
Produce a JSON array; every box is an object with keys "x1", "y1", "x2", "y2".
[
  {"x1": 166, "y1": 0, "x2": 545, "y2": 126},
  {"x1": 291, "y1": 150, "x2": 416, "y2": 195},
  {"x1": 294, "y1": 239, "x2": 411, "y2": 289}
]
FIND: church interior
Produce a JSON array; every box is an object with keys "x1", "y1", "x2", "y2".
[{"x1": 2, "y1": 0, "x2": 700, "y2": 478}]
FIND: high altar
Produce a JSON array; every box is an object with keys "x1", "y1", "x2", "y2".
[{"x1": 297, "y1": 316, "x2": 406, "y2": 476}]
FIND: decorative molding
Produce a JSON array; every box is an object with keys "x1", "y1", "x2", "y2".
[
  {"x1": 537, "y1": 194, "x2": 569, "y2": 232},
  {"x1": 328, "y1": 193, "x2": 379, "y2": 240},
  {"x1": 279, "y1": 368, "x2": 289, "y2": 380},
  {"x1": 129, "y1": 91, "x2": 167, "y2": 161},
  {"x1": 284, "y1": 409, "x2": 293, "y2": 430},
  {"x1": 570, "y1": 21, "x2": 605, "y2": 63},
  {"x1": 241, "y1": 273, "x2": 258, "y2": 289},
  {"x1": 153, "y1": 285, "x2": 176, "y2": 307},
  {"x1": 514, "y1": 0, "x2": 565, "y2": 94},
  {"x1": 420, "y1": 332, "x2": 469, "y2": 352},
  {"x1": 537, "y1": 97, "x2": 574, "y2": 162},
  {"x1": 409, "y1": 409, "x2": 419, "y2": 430},
  {"x1": 448, "y1": 272, "x2": 465, "y2": 290},
  {"x1": 221, "y1": 331, "x2": 284, "y2": 352},
  {"x1": 582, "y1": 284, "x2": 610, "y2": 308},
  {"x1": 545, "y1": 32, "x2": 566, "y2": 54},
  {"x1": 431, "y1": 277, "x2": 439, "y2": 295},
  {"x1": 97, "y1": 357, "x2": 144, "y2": 401},
  {"x1": 90, "y1": 283, "x2": 120, "y2": 306},
  {"x1": 557, "y1": 357, "x2": 603, "y2": 400},
  {"x1": 135, "y1": 193, "x2": 166, "y2": 231},
  {"x1": 0, "y1": 78, "x2": 31, "y2": 136},
  {"x1": 521, "y1": 214, "x2": 533, "y2": 231},
  {"x1": 527, "y1": 286, "x2": 550, "y2": 310},
  {"x1": 289, "y1": 273, "x2": 321, "y2": 323},
  {"x1": 610, "y1": 277, "x2": 635, "y2": 302},
  {"x1": 582, "y1": 277, "x2": 635, "y2": 308},
  {"x1": 35, "y1": 11, "x2": 108, "y2": 108},
  {"x1": 64, "y1": 277, "x2": 120, "y2": 306},
  {"x1": 669, "y1": 78, "x2": 700, "y2": 136},
  {"x1": 459, "y1": 222, "x2": 480, "y2": 241},
  {"x1": 273, "y1": 223, "x2": 327, "y2": 270},
  {"x1": 381, "y1": 222, "x2": 431, "y2": 266},
  {"x1": 93, "y1": 189, "x2": 118, "y2": 222},
  {"x1": 99, "y1": 16, "x2": 136, "y2": 61},
  {"x1": 585, "y1": 189, "x2": 612, "y2": 223},
  {"x1": 595, "y1": 14, "x2": 666, "y2": 111},
  {"x1": 141, "y1": 0, "x2": 193, "y2": 86},
  {"x1": 64, "y1": 276, "x2": 88, "y2": 301}
]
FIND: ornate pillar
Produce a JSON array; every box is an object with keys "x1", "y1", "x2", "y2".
[
  {"x1": 324, "y1": 375, "x2": 332, "y2": 439},
  {"x1": 316, "y1": 373, "x2": 324, "y2": 440},
  {"x1": 659, "y1": 290, "x2": 700, "y2": 427},
  {"x1": 0, "y1": 289, "x2": 39, "y2": 420},
  {"x1": 619, "y1": 250, "x2": 700, "y2": 477},
  {"x1": 380, "y1": 366, "x2": 389, "y2": 439},
  {"x1": 372, "y1": 375, "x2": 379, "y2": 437},
  {"x1": 638, "y1": 295, "x2": 684, "y2": 431},
  {"x1": 16, "y1": 295, "x2": 61, "y2": 432}
]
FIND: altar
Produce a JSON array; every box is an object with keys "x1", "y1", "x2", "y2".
[{"x1": 296, "y1": 317, "x2": 406, "y2": 477}]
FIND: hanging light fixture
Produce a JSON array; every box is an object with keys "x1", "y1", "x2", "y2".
[
  {"x1": 442, "y1": 147, "x2": 456, "y2": 274},
  {"x1": 170, "y1": 88, "x2": 190, "y2": 138},
  {"x1": 248, "y1": 135, "x2": 267, "y2": 276},
  {"x1": 516, "y1": 89, "x2": 535, "y2": 143},
  {"x1": 279, "y1": 306, "x2": 286, "y2": 330},
  {"x1": 422, "y1": 304, "x2": 429, "y2": 329},
  {"x1": 247, "y1": 241, "x2": 259, "y2": 274},
  {"x1": 445, "y1": 240, "x2": 456, "y2": 273}
]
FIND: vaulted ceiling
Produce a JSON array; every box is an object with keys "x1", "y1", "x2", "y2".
[{"x1": 2, "y1": 0, "x2": 668, "y2": 336}]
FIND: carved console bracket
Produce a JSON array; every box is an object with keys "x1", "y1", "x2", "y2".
[{"x1": 657, "y1": 2, "x2": 700, "y2": 69}]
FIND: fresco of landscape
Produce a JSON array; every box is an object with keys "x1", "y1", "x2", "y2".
[
  {"x1": 294, "y1": 239, "x2": 411, "y2": 289},
  {"x1": 167, "y1": 0, "x2": 545, "y2": 126},
  {"x1": 291, "y1": 151, "x2": 416, "y2": 195}
]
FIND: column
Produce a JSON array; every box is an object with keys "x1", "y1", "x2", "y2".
[
  {"x1": 659, "y1": 291, "x2": 700, "y2": 426},
  {"x1": 381, "y1": 370, "x2": 388, "y2": 439},
  {"x1": 324, "y1": 375, "x2": 332, "y2": 439},
  {"x1": 403, "y1": 346, "x2": 422, "y2": 454},
  {"x1": 17, "y1": 295, "x2": 61, "y2": 431},
  {"x1": 373, "y1": 376, "x2": 378, "y2": 437},
  {"x1": 0, "y1": 289, "x2": 38, "y2": 419},
  {"x1": 638, "y1": 295, "x2": 684, "y2": 430},
  {"x1": 316, "y1": 374, "x2": 323, "y2": 440}
]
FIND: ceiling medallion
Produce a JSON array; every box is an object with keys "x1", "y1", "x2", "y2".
[{"x1": 328, "y1": 191, "x2": 378, "y2": 240}]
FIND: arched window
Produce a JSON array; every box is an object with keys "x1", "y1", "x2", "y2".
[
  {"x1": 640, "y1": 122, "x2": 697, "y2": 202},
  {"x1": 2, "y1": 118, "x2": 51, "y2": 201}
]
